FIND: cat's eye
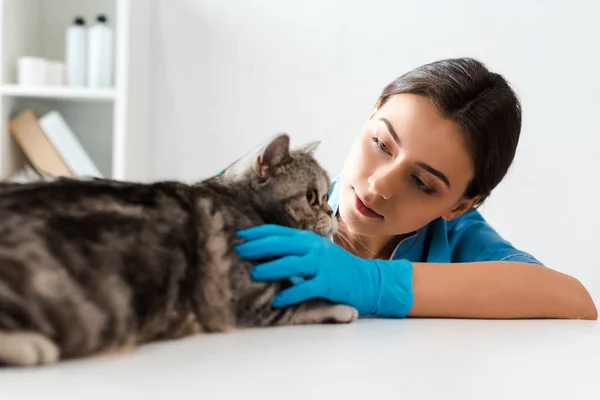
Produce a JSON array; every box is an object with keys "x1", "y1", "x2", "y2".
[{"x1": 306, "y1": 189, "x2": 318, "y2": 206}]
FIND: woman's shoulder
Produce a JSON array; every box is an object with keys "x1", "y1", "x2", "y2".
[{"x1": 440, "y1": 208, "x2": 543, "y2": 264}]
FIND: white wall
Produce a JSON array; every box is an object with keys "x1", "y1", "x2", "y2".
[{"x1": 151, "y1": 0, "x2": 600, "y2": 304}]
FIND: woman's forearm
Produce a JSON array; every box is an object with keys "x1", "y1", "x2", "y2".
[{"x1": 407, "y1": 261, "x2": 598, "y2": 320}]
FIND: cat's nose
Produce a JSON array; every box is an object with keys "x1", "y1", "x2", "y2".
[{"x1": 325, "y1": 207, "x2": 333, "y2": 216}]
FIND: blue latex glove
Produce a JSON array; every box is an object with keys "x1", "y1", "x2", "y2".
[{"x1": 234, "y1": 224, "x2": 414, "y2": 317}]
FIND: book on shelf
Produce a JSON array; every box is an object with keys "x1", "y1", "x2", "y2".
[{"x1": 9, "y1": 109, "x2": 103, "y2": 179}]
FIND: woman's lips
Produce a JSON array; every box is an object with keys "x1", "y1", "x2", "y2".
[{"x1": 353, "y1": 189, "x2": 383, "y2": 219}]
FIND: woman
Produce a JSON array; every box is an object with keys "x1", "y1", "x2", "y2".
[{"x1": 234, "y1": 58, "x2": 598, "y2": 320}]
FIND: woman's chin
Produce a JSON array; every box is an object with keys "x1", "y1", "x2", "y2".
[{"x1": 338, "y1": 205, "x2": 385, "y2": 235}]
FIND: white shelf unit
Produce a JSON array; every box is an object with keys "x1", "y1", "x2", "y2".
[
  {"x1": 0, "y1": 84, "x2": 116, "y2": 101},
  {"x1": 0, "y1": 0, "x2": 151, "y2": 181}
]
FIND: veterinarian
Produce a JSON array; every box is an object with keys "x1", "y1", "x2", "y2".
[{"x1": 234, "y1": 58, "x2": 598, "y2": 320}]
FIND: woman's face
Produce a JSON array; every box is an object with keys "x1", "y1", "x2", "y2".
[{"x1": 339, "y1": 93, "x2": 479, "y2": 237}]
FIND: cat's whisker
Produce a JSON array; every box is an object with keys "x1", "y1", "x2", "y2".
[
  {"x1": 335, "y1": 226, "x2": 378, "y2": 259},
  {"x1": 334, "y1": 220, "x2": 380, "y2": 258}
]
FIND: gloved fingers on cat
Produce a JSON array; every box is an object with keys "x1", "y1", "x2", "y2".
[
  {"x1": 271, "y1": 280, "x2": 322, "y2": 308},
  {"x1": 250, "y1": 256, "x2": 317, "y2": 281},
  {"x1": 234, "y1": 237, "x2": 309, "y2": 259},
  {"x1": 236, "y1": 224, "x2": 306, "y2": 240}
]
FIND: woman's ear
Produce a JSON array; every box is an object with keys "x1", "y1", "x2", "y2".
[{"x1": 441, "y1": 196, "x2": 482, "y2": 221}]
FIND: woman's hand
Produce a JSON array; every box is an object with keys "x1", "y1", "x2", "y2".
[{"x1": 234, "y1": 224, "x2": 414, "y2": 317}]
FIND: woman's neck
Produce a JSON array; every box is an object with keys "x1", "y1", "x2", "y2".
[{"x1": 333, "y1": 220, "x2": 410, "y2": 260}]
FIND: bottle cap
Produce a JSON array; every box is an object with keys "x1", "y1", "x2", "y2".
[
  {"x1": 97, "y1": 14, "x2": 108, "y2": 23},
  {"x1": 74, "y1": 16, "x2": 85, "y2": 25}
]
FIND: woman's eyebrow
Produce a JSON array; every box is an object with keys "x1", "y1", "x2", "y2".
[
  {"x1": 416, "y1": 162, "x2": 451, "y2": 188},
  {"x1": 379, "y1": 118, "x2": 400, "y2": 143}
]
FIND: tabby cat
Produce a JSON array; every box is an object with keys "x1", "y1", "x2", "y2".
[{"x1": 0, "y1": 133, "x2": 358, "y2": 367}]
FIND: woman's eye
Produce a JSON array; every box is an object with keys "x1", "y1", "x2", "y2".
[
  {"x1": 372, "y1": 137, "x2": 389, "y2": 153},
  {"x1": 306, "y1": 189, "x2": 318, "y2": 205},
  {"x1": 412, "y1": 176, "x2": 433, "y2": 195}
]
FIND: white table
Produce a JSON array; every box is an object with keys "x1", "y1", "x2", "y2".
[{"x1": 1, "y1": 319, "x2": 599, "y2": 400}]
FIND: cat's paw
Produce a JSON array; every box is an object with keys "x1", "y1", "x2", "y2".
[
  {"x1": 328, "y1": 305, "x2": 359, "y2": 323},
  {"x1": 0, "y1": 331, "x2": 60, "y2": 367},
  {"x1": 285, "y1": 302, "x2": 359, "y2": 326}
]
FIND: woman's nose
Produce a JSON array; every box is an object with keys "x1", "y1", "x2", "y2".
[{"x1": 368, "y1": 164, "x2": 401, "y2": 200}]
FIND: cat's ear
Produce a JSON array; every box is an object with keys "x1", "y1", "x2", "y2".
[
  {"x1": 255, "y1": 134, "x2": 290, "y2": 178},
  {"x1": 299, "y1": 141, "x2": 321, "y2": 156}
]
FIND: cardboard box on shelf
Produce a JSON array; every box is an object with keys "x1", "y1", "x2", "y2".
[
  {"x1": 9, "y1": 109, "x2": 74, "y2": 178},
  {"x1": 9, "y1": 109, "x2": 103, "y2": 179}
]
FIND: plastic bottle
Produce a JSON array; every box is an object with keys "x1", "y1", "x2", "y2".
[
  {"x1": 87, "y1": 14, "x2": 113, "y2": 88},
  {"x1": 65, "y1": 17, "x2": 87, "y2": 87}
]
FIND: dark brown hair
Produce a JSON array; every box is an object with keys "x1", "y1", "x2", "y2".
[{"x1": 377, "y1": 58, "x2": 521, "y2": 206}]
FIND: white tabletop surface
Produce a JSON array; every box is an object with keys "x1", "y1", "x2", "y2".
[{"x1": 1, "y1": 318, "x2": 599, "y2": 400}]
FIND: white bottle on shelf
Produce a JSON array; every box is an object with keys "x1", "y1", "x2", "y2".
[
  {"x1": 65, "y1": 16, "x2": 87, "y2": 87},
  {"x1": 87, "y1": 14, "x2": 113, "y2": 88}
]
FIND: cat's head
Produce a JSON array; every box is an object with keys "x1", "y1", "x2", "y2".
[{"x1": 220, "y1": 134, "x2": 336, "y2": 237}]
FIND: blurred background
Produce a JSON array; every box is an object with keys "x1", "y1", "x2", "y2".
[{"x1": 0, "y1": 0, "x2": 598, "y2": 305}]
